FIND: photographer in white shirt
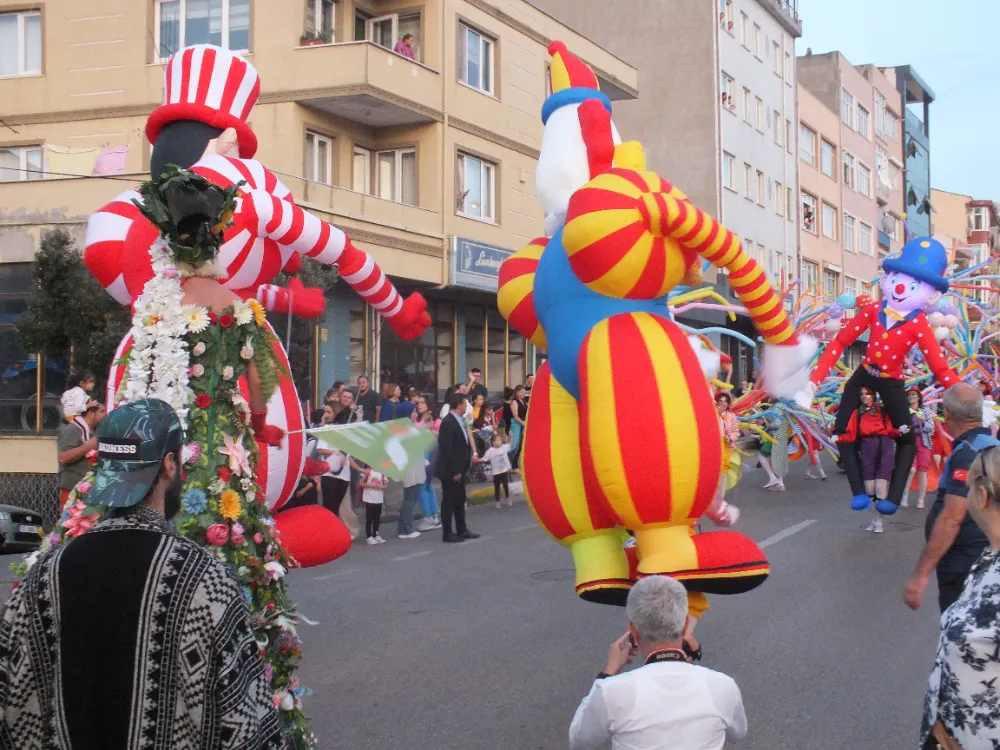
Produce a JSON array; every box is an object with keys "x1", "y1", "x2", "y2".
[{"x1": 569, "y1": 575, "x2": 747, "y2": 750}]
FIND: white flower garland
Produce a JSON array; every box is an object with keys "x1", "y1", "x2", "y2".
[{"x1": 124, "y1": 237, "x2": 195, "y2": 426}]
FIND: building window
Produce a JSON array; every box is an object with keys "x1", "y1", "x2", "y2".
[
  {"x1": 786, "y1": 186, "x2": 794, "y2": 221},
  {"x1": 775, "y1": 181, "x2": 784, "y2": 216},
  {"x1": 841, "y1": 89, "x2": 854, "y2": 128},
  {"x1": 817, "y1": 139, "x2": 835, "y2": 179},
  {"x1": 843, "y1": 213, "x2": 856, "y2": 252},
  {"x1": 753, "y1": 24, "x2": 762, "y2": 58},
  {"x1": 856, "y1": 104, "x2": 870, "y2": 139},
  {"x1": 368, "y1": 11, "x2": 421, "y2": 60},
  {"x1": 755, "y1": 97, "x2": 765, "y2": 132},
  {"x1": 784, "y1": 51, "x2": 792, "y2": 83},
  {"x1": 377, "y1": 147, "x2": 417, "y2": 205},
  {"x1": 842, "y1": 151, "x2": 855, "y2": 190},
  {"x1": 0, "y1": 146, "x2": 43, "y2": 182},
  {"x1": 857, "y1": 163, "x2": 872, "y2": 197},
  {"x1": 822, "y1": 202, "x2": 837, "y2": 240},
  {"x1": 801, "y1": 191, "x2": 817, "y2": 233},
  {"x1": 305, "y1": 131, "x2": 332, "y2": 185},
  {"x1": 721, "y1": 72, "x2": 735, "y2": 112},
  {"x1": 859, "y1": 221, "x2": 873, "y2": 255},
  {"x1": 457, "y1": 152, "x2": 495, "y2": 221},
  {"x1": 881, "y1": 209, "x2": 897, "y2": 240},
  {"x1": 756, "y1": 171, "x2": 765, "y2": 206},
  {"x1": 723, "y1": 151, "x2": 735, "y2": 191},
  {"x1": 155, "y1": 0, "x2": 250, "y2": 59},
  {"x1": 742, "y1": 88, "x2": 752, "y2": 125},
  {"x1": 304, "y1": 0, "x2": 335, "y2": 43},
  {"x1": 0, "y1": 264, "x2": 48, "y2": 433},
  {"x1": 773, "y1": 110, "x2": 783, "y2": 146},
  {"x1": 723, "y1": 0, "x2": 734, "y2": 30},
  {"x1": 744, "y1": 163, "x2": 754, "y2": 202},
  {"x1": 885, "y1": 111, "x2": 899, "y2": 141},
  {"x1": 458, "y1": 23, "x2": 494, "y2": 95},
  {"x1": 801, "y1": 260, "x2": 818, "y2": 293},
  {"x1": 785, "y1": 119, "x2": 793, "y2": 154},
  {"x1": 740, "y1": 12, "x2": 749, "y2": 48},
  {"x1": 799, "y1": 123, "x2": 816, "y2": 165},
  {"x1": 874, "y1": 91, "x2": 886, "y2": 140},
  {"x1": 352, "y1": 146, "x2": 371, "y2": 193},
  {"x1": 845, "y1": 275, "x2": 858, "y2": 298},
  {"x1": 970, "y1": 206, "x2": 990, "y2": 233},
  {"x1": 875, "y1": 146, "x2": 890, "y2": 191},
  {"x1": 772, "y1": 41, "x2": 781, "y2": 76},
  {"x1": 743, "y1": 238, "x2": 756, "y2": 263},
  {"x1": 823, "y1": 269, "x2": 840, "y2": 299},
  {"x1": 0, "y1": 10, "x2": 41, "y2": 76},
  {"x1": 378, "y1": 300, "x2": 455, "y2": 400}
]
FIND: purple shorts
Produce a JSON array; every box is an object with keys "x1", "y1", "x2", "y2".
[{"x1": 859, "y1": 436, "x2": 895, "y2": 481}]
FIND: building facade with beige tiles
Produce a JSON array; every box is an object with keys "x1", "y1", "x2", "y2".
[{"x1": 0, "y1": 0, "x2": 635, "y2": 481}]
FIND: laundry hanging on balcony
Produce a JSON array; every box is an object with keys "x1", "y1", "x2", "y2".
[
  {"x1": 92, "y1": 146, "x2": 129, "y2": 175},
  {"x1": 42, "y1": 145, "x2": 99, "y2": 178}
]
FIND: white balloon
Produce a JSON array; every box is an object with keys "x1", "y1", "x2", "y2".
[
  {"x1": 927, "y1": 312, "x2": 945, "y2": 327},
  {"x1": 934, "y1": 326, "x2": 950, "y2": 341}
]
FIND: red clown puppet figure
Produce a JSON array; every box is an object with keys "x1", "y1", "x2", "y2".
[
  {"x1": 84, "y1": 45, "x2": 431, "y2": 340},
  {"x1": 808, "y1": 237, "x2": 958, "y2": 516}
]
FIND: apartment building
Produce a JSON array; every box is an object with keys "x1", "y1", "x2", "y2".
[
  {"x1": 890, "y1": 67, "x2": 935, "y2": 238},
  {"x1": 797, "y1": 51, "x2": 906, "y2": 305},
  {"x1": 931, "y1": 188, "x2": 1000, "y2": 325},
  {"x1": 529, "y1": 0, "x2": 802, "y2": 383},
  {"x1": 0, "y1": 0, "x2": 636, "y2": 455}
]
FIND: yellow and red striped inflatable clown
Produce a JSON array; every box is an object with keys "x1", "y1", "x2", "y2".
[{"x1": 499, "y1": 43, "x2": 815, "y2": 605}]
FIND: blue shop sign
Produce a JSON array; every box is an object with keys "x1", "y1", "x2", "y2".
[{"x1": 452, "y1": 237, "x2": 515, "y2": 291}]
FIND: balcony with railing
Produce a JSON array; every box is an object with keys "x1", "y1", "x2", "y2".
[{"x1": 758, "y1": 0, "x2": 802, "y2": 37}]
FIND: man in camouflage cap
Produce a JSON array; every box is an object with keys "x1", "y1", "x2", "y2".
[{"x1": 0, "y1": 399, "x2": 281, "y2": 749}]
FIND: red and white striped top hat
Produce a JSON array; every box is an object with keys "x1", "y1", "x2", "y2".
[{"x1": 145, "y1": 44, "x2": 261, "y2": 158}]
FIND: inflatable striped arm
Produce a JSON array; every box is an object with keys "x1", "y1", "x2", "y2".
[
  {"x1": 193, "y1": 155, "x2": 431, "y2": 341},
  {"x1": 83, "y1": 190, "x2": 142, "y2": 305}
]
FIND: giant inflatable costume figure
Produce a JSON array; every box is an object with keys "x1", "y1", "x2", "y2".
[
  {"x1": 83, "y1": 46, "x2": 431, "y2": 551},
  {"x1": 807, "y1": 238, "x2": 958, "y2": 515},
  {"x1": 498, "y1": 43, "x2": 814, "y2": 605}
]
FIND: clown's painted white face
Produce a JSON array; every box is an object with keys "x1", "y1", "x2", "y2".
[{"x1": 880, "y1": 271, "x2": 941, "y2": 313}]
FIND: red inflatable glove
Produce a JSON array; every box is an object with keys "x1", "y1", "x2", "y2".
[
  {"x1": 302, "y1": 457, "x2": 329, "y2": 477},
  {"x1": 251, "y1": 411, "x2": 285, "y2": 447},
  {"x1": 385, "y1": 292, "x2": 432, "y2": 341},
  {"x1": 254, "y1": 278, "x2": 327, "y2": 319}
]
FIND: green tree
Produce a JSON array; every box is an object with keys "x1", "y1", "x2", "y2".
[{"x1": 16, "y1": 228, "x2": 132, "y2": 392}]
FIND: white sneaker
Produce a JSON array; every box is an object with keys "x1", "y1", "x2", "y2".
[
  {"x1": 399, "y1": 531, "x2": 420, "y2": 539},
  {"x1": 873, "y1": 517, "x2": 884, "y2": 533},
  {"x1": 623, "y1": 536, "x2": 637, "y2": 549},
  {"x1": 917, "y1": 499, "x2": 925, "y2": 509},
  {"x1": 805, "y1": 470, "x2": 820, "y2": 480},
  {"x1": 366, "y1": 537, "x2": 379, "y2": 546},
  {"x1": 768, "y1": 482, "x2": 785, "y2": 491},
  {"x1": 375, "y1": 535, "x2": 386, "y2": 544},
  {"x1": 864, "y1": 520, "x2": 877, "y2": 532},
  {"x1": 900, "y1": 498, "x2": 909, "y2": 508},
  {"x1": 429, "y1": 514, "x2": 443, "y2": 529},
  {"x1": 764, "y1": 478, "x2": 779, "y2": 488}
]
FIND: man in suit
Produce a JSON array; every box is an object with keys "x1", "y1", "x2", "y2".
[{"x1": 436, "y1": 392, "x2": 481, "y2": 543}]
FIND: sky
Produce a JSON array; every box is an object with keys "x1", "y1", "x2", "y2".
[{"x1": 798, "y1": 0, "x2": 998, "y2": 200}]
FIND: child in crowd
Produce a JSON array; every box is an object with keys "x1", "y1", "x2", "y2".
[
  {"x1": 903, "y1": 386, "x2": 935, "y2": 509},
  {"x1": 358, "y1": 461, "x2": 389, "y2": 545},
  {"x1": 60, "y1": 370, "x2": 97, "y2": 419},
  {"x1": 478, "y1": 432, "x2": 513, "y2": 508},
  {"x1": 840, "y1": 386, "x2": 900, "y2": 533}
]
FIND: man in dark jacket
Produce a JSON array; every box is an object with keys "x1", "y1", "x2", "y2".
[{"x1": 435, "y1": 392, "x2": 481, "y2": 543}]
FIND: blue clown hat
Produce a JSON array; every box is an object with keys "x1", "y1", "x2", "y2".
[{"x1": 881, "y1": 237, "x2": 950, "y2": 293}]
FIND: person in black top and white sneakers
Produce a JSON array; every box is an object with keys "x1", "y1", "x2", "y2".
[
  {"x1": 904, "y1": 383, "x2": 1000, "y2": 613},
  {"x1": 435, "y1": 391, "x2": 481, "y2": 543},
  {"x1": 569, "y1": 575, "x2": 747, "y2": 749}
]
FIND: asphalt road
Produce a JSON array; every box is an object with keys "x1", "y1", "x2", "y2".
[{"x1": 289, "y1": 465, "x2": 943, "y2": 750}]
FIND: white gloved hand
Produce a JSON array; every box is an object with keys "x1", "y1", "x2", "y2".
[
  {"x1": 984, "y1": 400, "x2": 998, "y2": 430},
  {"x1": 544, "y1": 207, "x2": 568, "y2": 237},
  {"x1": 687, "y1": 335, "x2": 722, "y2": 381},
  {"x1": 898, "y1": 424, "x2": 910, "y2": 435},
  {"x1": 762, "y1": 337, "x2": 819, "y2": 406}
]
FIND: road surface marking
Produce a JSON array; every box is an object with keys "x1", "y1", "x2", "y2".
[
  {"x1": 391, "y1": 550, "x2": 433, "y2": 562},
  {"x1": 757, "y1": 520, "x2": 817, "y2": 549}
]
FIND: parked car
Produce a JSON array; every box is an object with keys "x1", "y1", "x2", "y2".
[{"x1": 0, "y1": 504, "x2": 44, "y2": 554}]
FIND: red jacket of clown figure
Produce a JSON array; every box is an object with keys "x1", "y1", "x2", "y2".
[{"x1": 84, "y1": 154, "x2": 430, "y2": 338}]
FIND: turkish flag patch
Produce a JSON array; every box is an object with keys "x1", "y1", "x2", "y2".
[{"x1": 952, "y1": 469, "x2": 969, "y2": 482}]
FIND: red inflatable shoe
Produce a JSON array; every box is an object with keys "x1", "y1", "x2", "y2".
[{"x1": 273, "y1": 505, "x2": 352, "y2": 568}]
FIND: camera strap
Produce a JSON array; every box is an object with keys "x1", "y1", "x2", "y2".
[{"x1": 645, "y1": 649, "x2": 688, "y2": 666}]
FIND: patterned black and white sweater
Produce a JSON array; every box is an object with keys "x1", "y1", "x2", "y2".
[{"x1": 0, "y1": 505, "x2": 282, "y2": 749}]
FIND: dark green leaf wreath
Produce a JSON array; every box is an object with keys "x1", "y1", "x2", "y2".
[{"x1": 133, "y1": 165, "x2": 245, "y2": 267}]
